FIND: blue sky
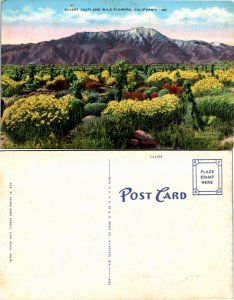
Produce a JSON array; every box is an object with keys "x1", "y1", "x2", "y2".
[{"x1": 2, "y1": 0, "x2": 234, "y2": 44}]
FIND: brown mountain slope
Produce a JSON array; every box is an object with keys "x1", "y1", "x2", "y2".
[{"x1": 2, "y1": 27, "x2": 234, "y2": 64}]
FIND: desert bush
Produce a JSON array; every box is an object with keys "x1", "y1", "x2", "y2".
[
  {"x1": 84, "y1": 103, "x2": 107, "y2": 116},
  {"x1": 196, "y1": 93, "x2": 234, "y2": 122},
  {"x1": 202, "y1": 116, "x2": 233, "y2": 137},
  {"x1": 88, "y1": 74, "x2": 99, "y2": 82},
  {"x1": 82, "y1": 91, "x2": 101, "y2": 103},
  {"x1": 66, "y1": 116, "x2": 134, "y2": 149},
  {"x1": 101, "y1": 88, "x2": 118, "y2": 103},
  {"x1": 123, "y1": 92, "x2": 147, "y2": 100},
  {"x1": 102, "y1": 94, "x2": 181, "y2": 131},
  {"x1": 1, "y1": 94, "x2": 81, "y2": 143},
  {"x1": 158, "y1": 89, "x2": 170, "y2": 97},
  {"x1": 146, "y1": 71, "x2": 171, "y2": 83},
  {"x1": 192, "y1": 77, "x2": 224, "y2": 96},
  {"x1": 162, "y1": 83, "x2": 183, "y2": 94},
  {"x1": 150, "y1": 92, "x2": 158, "y2": 98},
  {"x1": 144, "y1": 86, "x2": 158, "y2": 97},
  {"x1": 106, "y1": 76, "x2": 117, "y2": 86},
  {"x1": 74, "y1": 70, "x2": 88, "y2": 81},
  {"x1": 215, "y1": 69, "x2": 234, "y2": 85},
  {"x1": 82, "y1": 78, "x2": 101, "y2": 91},
  {"x1": 1, "y1": 75, "x2": 27, "y2": 96},
  {"x1": 22, "y1": 78, "x2": 44, "y2": 93},
  {"x1": 46, "y1": 75, "x2": 69, "y2": 91},
  {"x1": 169, "y1": 70, "x2": 200, "y2": 84},
  {"x1": 55, "y1": 89, "x2": 72, "y2": 98},
  {"x1": 153, "y1": 125, "x2": 222, "y2": 150},
  {"x1": 136, "y1": 86, "x2": 149, "y2": 93},
  {"x1": 101, "y1": 70, "x2": 110, "y2": 80}
]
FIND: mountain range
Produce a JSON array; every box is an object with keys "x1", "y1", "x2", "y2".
[{"x1": 2, "y1": 27, "x2": 234, "y2": 64}]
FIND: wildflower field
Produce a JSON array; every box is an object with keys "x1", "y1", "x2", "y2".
[{"x1": 1, "y1": 61, "x2": 234, "y2": 149}]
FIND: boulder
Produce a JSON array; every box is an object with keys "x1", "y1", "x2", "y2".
[
  {"x1": 128, "y1": 139, "x2": 139, "y2": 147},
  {"x1": 140, "y1": 138, "x2": 157, "y2": 148},
  {"x1": 133, "y1": 130, "x2": 153, "y2": 140},
  {"x1": 82, "y1": 115, "x2": 97, "y2": 122},
  {"x1": 132, "y1": 129, "x2": 158, "y2": 149}
]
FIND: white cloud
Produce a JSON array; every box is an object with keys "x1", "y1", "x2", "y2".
[
  {"x1": 2, "y1": 5, "x2": 160, "y2": 27},
  {"x1": 2, "y1": 5, "x2": 234, "y2": 31},
  {"x1": 59, "y1": 10, "x2": 110, "y2": 24},
  {"x1": 3, "y1": 6, "x2": 55, "y2": 23},
  {"x1": 165, "y1": 7, "x2": 234, "y2": 26},
  {"x1": 58, "y1": 10, "x2": 160, "y2": 28},
  {"x1": 111, "y1": 12, "x2": 160, "y2": 28}
]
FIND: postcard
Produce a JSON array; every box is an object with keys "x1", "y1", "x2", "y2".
[
  {"x1": 1, "y1": 0, "x2": 233, "y2": 150},
  {"x1": 0, "y1": 0, "x2": 233, "y2": 299},
  {"x1": 0, "y1": 151, "x2": 233, "y2": 299}
]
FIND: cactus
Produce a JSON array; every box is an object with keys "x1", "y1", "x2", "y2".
[
  {"x1": 211, "y1": 63, "x2": 215, "y2": 77},
  {"x1": 69, "y1": 99, "x2": 84, "y2": 126},
  {"x1": 50, "y1": 65, "x2": 55, "y2": 81},
  {"x1": 71, "y1": 79, "x2": 83, "y2": 99},
  {"x1": 28, "y1": 64, "x2": 36, "y2": 83},
  {"x1": 182, "y1": 80, "x2": 204, "y2": 131},
  {"x1": 112, "y1": 60, "x2": 129, "y2": 101}
]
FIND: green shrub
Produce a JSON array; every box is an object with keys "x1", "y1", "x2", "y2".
[
  {"x1": 202, "y1": 116, "x2": 233, "y2": 138},
  {"x1": 22, "y1": 78, "x2": 44, "y2": 93},
  {"x1": 66, "y1": 116, "x2": 134, "y2": 149},
  {"x1": 84, "y1": 91, "x2": 100, "y2": 103},
  {"x1": 158, "y1": 89, "x2": 170, "y2": 97},
  {"x1": 136, "y1": 86, "x2": 149, "y2": 93},
  {"x1": 126, "y1": 81, "x2": 138, "y2": 92},
  {"x1": 84, "y1": 103, "x2": 107, "y2": 116},
  {"x1": 46, "y1": 75, "x2": 69, "y2": 91},
  {"x1": 149, "y1": 86, "x2": 158, "y2": 93},
  {"x1": 55, "y1": 89, "x2": 72, "y2": 98},
  {"x1": 1, "y1": 94, "x2": 78, "y2": 143},
  {"x1": 196, "y1": 93, "x2": 234, "y2": 122},
  {"x1": 2, "y1": 85, "x2": 22, "y2": 97},
  {"x1": 4, "y1": 133, "x2": 61, "y2": 149},
  {"x1": 102, "y1": 88, "x2": 118, "y2": 103},
  {"x1": 103, "y1": 95, "x2": 183, "y2": 132},
  {"x1": 153, "y1": 125, "x2": 222, "y2": 150},
  {"x1": 144, "y1": 86, "x2": 158, "y2": 97}
]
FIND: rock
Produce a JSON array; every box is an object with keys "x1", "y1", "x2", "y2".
[
  {"x1": 82, "y1": 115, "x2": 97, "y2": 122},
  {"x1": 128, "y1": 139, "x2": 139, "y2": 146},
  {"x1": 140, "y1": 139, "x2": 157, "y2": 148},
  {"x1": 133, "y1": 130, "x2": 153, "y2": 140},
  {"x1": 220, "y1": 136, "x2": 234, "y2": 145},
  {"x1": 132, "y1": 129, "x2": 157, "y2": 149}
]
